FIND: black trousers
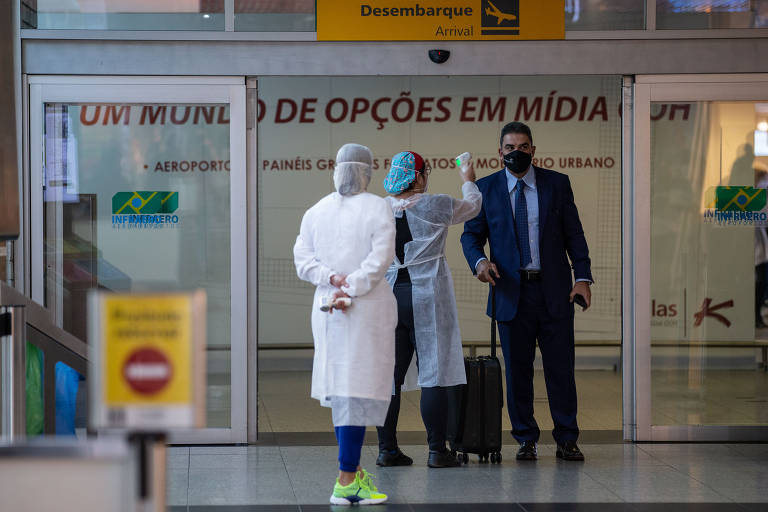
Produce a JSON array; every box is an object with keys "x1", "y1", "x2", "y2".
[
  {"x1": 377, "y1": 281, "x2": 450, "y2": 453},
  {"x1": 497, "y1": 279, "x2": 579, "y2": 445}
]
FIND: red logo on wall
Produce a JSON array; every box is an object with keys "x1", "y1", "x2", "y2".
[
  {"x1": 693, "y1": 298, "x2": 734, "y2": 328},
  {"x1": 123, "y1": 348, "x2": 173, "y2": 395}
]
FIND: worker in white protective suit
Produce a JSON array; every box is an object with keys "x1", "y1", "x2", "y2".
[
  {"x1": 376, "y1": 150, "x2": 482, "y2": 468},
  {"x1": 293, "y1": 143, "x2": 396, "y2": 506}
]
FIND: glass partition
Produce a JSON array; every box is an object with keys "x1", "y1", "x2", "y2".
[
  {"x1": 41, "y1": 101, "x2": 232, "y2": 428},
  {"x1": 566, "y1": 0, "x2": 645, "y2": 30},
  {"x1": 234, "y1": 0, "x2": 315, "y2": 31},
  {"x1": 257, "y1": 75, "x2": 624, "y2": 435},
  {"x1": 25, "y1": 0, "x2": 225, "y2": 30},
  {"x1": 657, "y1": 0, "x2": 768, "y2": 29},
  {"x1": 650, "y1": 100, "x2": 768, "y2": 427}
]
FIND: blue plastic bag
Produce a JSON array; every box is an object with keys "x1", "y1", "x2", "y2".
[{"x1": 55, "y1": 362, "x2": 82, "y2": 435}]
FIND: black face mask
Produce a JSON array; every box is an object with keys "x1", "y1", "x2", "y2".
[{"x1": 503, "y1": 150, "x2": 532, "y2": 174}]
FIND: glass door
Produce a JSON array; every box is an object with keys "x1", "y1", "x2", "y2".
[
  {"x1": 29, "y1": 76, "x2": 247, "y2": 443},
  {"x1": 633, "y1": 75, "x2": 768, "y2": 441}
]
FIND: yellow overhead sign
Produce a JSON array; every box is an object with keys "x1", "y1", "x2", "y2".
[
  {"x1": 317, "y1": 0, "x2": 564, "y2": 41},
  {"x1": 90, "y1": 291, "x2": 206, "y2": 430}
]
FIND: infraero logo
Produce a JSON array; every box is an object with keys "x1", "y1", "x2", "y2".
[
  {"x1": 112, "y1": 191, "x2": 180, "y2": 230},
  {"x1": 481, "y1": 0, "x2": 519, "y2": 35},
  {"x1": 715, "y1": 186, "x2": 766, "y2": 212}
]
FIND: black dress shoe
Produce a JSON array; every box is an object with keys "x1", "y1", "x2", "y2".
[
  {"x1": 516, "y1": 440, "x2": 537, "y2": 461},
  {"x1": 556, "y1": 441, "x2": 585, "y2": 461},
  {"x1": 427, "y1": 449, "x2": 461, "y2": 468},
  {"x1": 376, "y1": 448, "x2": 413, "y2": 467}
]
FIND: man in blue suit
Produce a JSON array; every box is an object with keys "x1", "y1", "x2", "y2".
[{"x1": 461, "y1": 122, "x2": 592, "y2": 461}]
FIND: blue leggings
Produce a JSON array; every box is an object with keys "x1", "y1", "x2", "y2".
[{"x1": 335, "y1": 426, "x2": 366, "y2": 473}]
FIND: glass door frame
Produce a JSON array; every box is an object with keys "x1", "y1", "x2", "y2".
[
  {"x1": 27, "y1": 75, "x2": 248, "y2": 444},
  {"x1": 632, "y1": 73, "x2": 768, "y2": 441}
]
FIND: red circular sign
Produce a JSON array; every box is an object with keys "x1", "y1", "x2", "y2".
[{"x1": 122, "y1": 348, "x2": 173, "y2": 395}]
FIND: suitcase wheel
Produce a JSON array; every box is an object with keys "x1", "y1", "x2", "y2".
[
  {"x1": 462, "y1": 452, "x2": 469, "y2": 464},
  {"x1": 479, "y1": 453, "x2": 488, "y2": 463},
  {"x1": 490, "y1": 451, "x2": 502, "y2": 464}
]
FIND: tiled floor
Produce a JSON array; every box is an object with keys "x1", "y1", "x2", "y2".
[
  {"x1": 166, "y1": 442, "x2": 768, "y2": 510},
  {"x1": 175, "y1": 354, "x2": 768, "y2": 510}
]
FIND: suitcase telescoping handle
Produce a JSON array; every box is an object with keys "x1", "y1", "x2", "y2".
[{"x1": 490, "y1": 284, "x2": 497, "y2": 359}]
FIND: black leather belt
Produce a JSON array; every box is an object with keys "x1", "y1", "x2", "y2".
[{"x1": 519, "y1": 269, "x2": 542, "y2": 281}]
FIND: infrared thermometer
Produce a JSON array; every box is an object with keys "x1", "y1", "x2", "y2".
[
  {"x1": 455, "y1": 152, "x2": 472, "y2": 177},
  {"x1": 455, "y1": 152, "x2": 471, "y2": 169}
]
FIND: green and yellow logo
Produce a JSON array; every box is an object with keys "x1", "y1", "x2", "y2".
[
  {"x1": 112, "y1": 191, "x2": 179, "y2": 215},
  {"x1": 714, "y1": 186, "x2": 766, "y2": 212}
]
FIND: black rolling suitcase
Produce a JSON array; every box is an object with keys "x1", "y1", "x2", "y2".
[{"x1": 448, "y1": 287, "x2": 504, "y2": 464}]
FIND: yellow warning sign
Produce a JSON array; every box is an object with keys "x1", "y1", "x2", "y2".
[
  {"x1": 103, "y1": 294, "x2": 192, "y2": 404},
  {"x1": 317, "y1": 0, "x2": 564, "y2": 41},
  {"x1": 90, "y1": 291, "x2": 206, "y2": 429}
]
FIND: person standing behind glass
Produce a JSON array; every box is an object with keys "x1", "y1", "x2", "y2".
[
  {"x1": 376, "y1": 151, "x2": 482, "y2": 468},
  {"x1": 294, "y1": 143, "x2": 396, "y2": 506}
]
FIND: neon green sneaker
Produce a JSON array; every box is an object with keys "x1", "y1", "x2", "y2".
[
  {"x1": 330, "y1": 471, "x2": 388, "y2": 506},
  {"x1": 358, "y1": 469, "x2": 379, "y2": 493}
]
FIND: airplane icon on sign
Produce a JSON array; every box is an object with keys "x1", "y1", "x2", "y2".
[{"x1": 485, "y1": 1, "x2": 517, "y2": 24}]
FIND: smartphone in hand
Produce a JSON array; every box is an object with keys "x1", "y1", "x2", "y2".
[{"x1": 573, "y1": 293, "x2": 588, "y2": 311}]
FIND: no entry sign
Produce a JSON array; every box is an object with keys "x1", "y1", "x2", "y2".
[
  {"x1": 89, "y1": 291, "x2": 206, "y2": 430},
  {"x1": 123, "y1": 348, "x2": 173, "y2": 395}
]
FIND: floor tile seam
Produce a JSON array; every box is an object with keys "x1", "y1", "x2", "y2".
[
  {"x1": 259, "y1": 402, "x2": 278, "y2": 434},
  {"x1": 630, "y1": 445, "x2": 740, "y2": 485},
  {"x1": 277, "y1": 445, "x2": 304, "y2": 506},
  {"x1": 367, "y1": 468, "x2": 412, "y2": 506},
  {"x1": 578, "y1": 465, "x2": 676, "y2": 501},
  {"x1": 635, "y1": 444, "x2": 683, "y2": 469},
  {"x1": 578, "y1": 465, "x2": 627, "y2": 503},
  {"x1": 185, "y1": 450, "x2": 191, "y2": 511},
  {"x1": 669, "y1": 465, "x2": 741, "y2": 504},
  {"x1": 593, "y1": 458, "x2": 739, "y2": 503}
]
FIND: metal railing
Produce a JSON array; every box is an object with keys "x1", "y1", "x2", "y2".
[{"x1": 0, "y1": 281, "x2": 88, "y2": 441}]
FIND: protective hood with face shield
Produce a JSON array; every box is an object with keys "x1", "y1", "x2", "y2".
[{"x1": 333, "y1": 143, "x2": 373, "y2": 196}]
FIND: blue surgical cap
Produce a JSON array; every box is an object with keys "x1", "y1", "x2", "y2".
[{"x1": 383, "y1": 151, "x2": 419, "y2": 194}]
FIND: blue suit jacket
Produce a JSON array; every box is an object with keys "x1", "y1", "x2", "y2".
[{"x1": 461, "y1": 167, "x2": 592, "y2": 322}]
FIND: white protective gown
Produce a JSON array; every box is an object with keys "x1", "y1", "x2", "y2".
[
  {"x1": 293, "y1": 191, "x2": 397, "y2": 426},
  {"x1": 385, "y1": 181, "x2": 483, "y2": 388}
]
